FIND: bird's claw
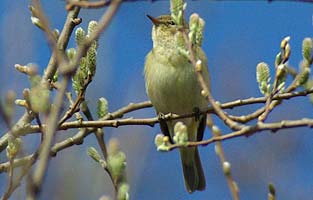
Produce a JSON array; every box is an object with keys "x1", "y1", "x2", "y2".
[{"x1": 193, "y1": 107, "x2": 201, "y2": 121}]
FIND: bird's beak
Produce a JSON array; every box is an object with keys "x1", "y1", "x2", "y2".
[{"x1": 147, "y1": 15, "x2": 160, "y2": 25}]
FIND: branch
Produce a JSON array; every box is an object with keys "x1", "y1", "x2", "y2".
[
  {"x1": 66, "y1": 0, "x2": 111, "y2": 10},
  {"x1": 167, "y1": 118, "x2": 313, "y2": 150},
  {"x1": 3, "y1": 117, "x2": 313, "y2": 174},
  {"x1": 0, "y1": 89, "x2": 311, "y2": 141}
]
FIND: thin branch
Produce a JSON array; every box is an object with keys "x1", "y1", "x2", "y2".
[
  {"x1": 58, "y1": 74, "x2": 93, "y2": 125},
  {"x1": 2, "y1": 159, "x2": 14, "y2": 200},
  {"x1": 3, "y1": 117, "x2": 313, "y2": 175},
  {"x1": 0, "y1": 155, "x2": 35, "y2": 173},
  {"x1": 167, "y1": 117, "x2": 313, "y2": 150},
  {"x1": 208, "y1": 117, "x2": 239, "y2": 200},
  {"x1": 66, "y1": 0, "x2": 111, "y2": 10},
  {"x1": 80, "y1": 101, "x2": 117, "y2": 194},
  {"x1": 42, "y1": 7, "x2": 80, "y2": 82},
  {"x1": 0, "y1": 153, "x2": 38, "y2": 200},
  {"x1": 225, "y1": 88, "x2": 313, "y2": 123}
]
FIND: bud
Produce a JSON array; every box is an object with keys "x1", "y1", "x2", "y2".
[
  {"x1": 222, "y1": 161, "x2": 231, "y2": 176},
  {"x1": 170, "y1": 0, "x2": 185, "y2": 13},
  {"x1": 87, "y1": 21, "x2": 98, "y2": 36},
  {"x1": 107, "y1": 151, "x2": 127, "y2": 182},
  {"x1": 30, "y1": 16, "x2": 44, "y2": 30},
  {"x1": 276, "y1": 64, "x2": 287, "y2": 92},
  {"x1": 66, "y1": 48, "x2": 77, "y2": 63},
  {"x1": 256, "y1": 62, "x2": 271, "y2": 95},
  {"x1": 86, "y1": 41, "x2": 97, "y2": 77},
  {"x1": 275, "y1": 52, "x2": 282, "y2": 66},
  {"x1": 15, "y1": 63, "x2": 37, "y2": 76},
  {"x1": 97, "y1": 97, "x2": 109, "y2": 118},
  {"x1": 196, "y1": 18, "x2": 205, "y2": 46},
  {"x1": 117, "y1": 183, "x2": 130, "y2": 200},
  {"x1": 87, "y1": 147, "x2": 101, "y2": 163},
  {"x1": 170, "y1": 0, "x2": 185, "y2": 25},
  {"x1": 154, "y1": 134, "x2": 164, "y2": 148},
  {"x1": 189, "y1": 13, "x2": 200, "y2": 44},
  {"x1": 189, "y1": 13, "x2": 200, "y2": 26},
  {"x1": 29, "y1": 84, "x2": 50, "y2": 114},
  {"x1": 175, "y1": 31, "x2": 186, "y2": 51},
  {"x1": 268, "y1": 183, "x2": 276, "y2": 200},
  {"x1": 280, "y1": 36, "x2": 291, "y2": 64},
  {"x1": 155, "y1": 134, "x2": 170, "y2": 151},
  {"x1": 284, "y1": 43, "x2": 291, "y2": 62},
  {"x1": 302, "y1": 37, "x2": 313, "y2": 62},
  {"x1": 173, "y1": 121, "x2": 188, "y2": 145},
  {"x1": 52, "y1": 29, "x2": 60, "y2": 39},
  {"x1": 72, "y1": 67, "x2": 85, "y2": 93},
  {"x1": 6, "y1": 136, "x2": 22, "y2": 159},
  {"x1": 195, "y1": 60, "x2": 202, "y2": 72},
  {"x1": 280, "y1": 36, "x2": 290, "y2": 49},
  {"x1": 212, "y1": 125, "x2": 221, "y2": 136},
  {"x1": 15, "y1": 99, "x2": 27, "y2": 108},
  {"x1": 297, "y1": 66, "x2": 310, "y2": 86},
  {"x1": 268, "y1": 183, "x2": 276, "y2": 196},
  {"x1": 201, "y1": 89, "x2": 209, "y2": 98},
  {"x1": 75, "y1": 27, "x2": 86, "y2": 46}
]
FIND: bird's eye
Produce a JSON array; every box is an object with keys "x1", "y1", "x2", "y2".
[{"x1": 168, "y1": 20, "x2": 175, "y2": 25}]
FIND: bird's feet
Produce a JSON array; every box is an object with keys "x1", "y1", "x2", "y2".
[
  {"x1": 157, "y1": 112, "x2": 173, "y2": 144},
  {"x1": 193, "y1": 107, "x2": 201, "y2": 121}
]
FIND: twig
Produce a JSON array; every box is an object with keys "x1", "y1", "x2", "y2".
[
  {"x1": 0, "y1": 154, "x2": 35, "y2": 173},
  {"x1": 64, "y1": 92, "x2": 84, "y2": 122},
  {"x1": 226, "y1": 88, "x2": 313, "y2": 123},
  {"x1": 58, "y1": 74, "x2": 93, "y2": 125},
  {"x1": 0, "y1": 153, "x2": 38, "y2": 200},
  {"x1": 2, "y1": 159, "x2": 14, "y2": 200},
  {"x1": 80, "y1": 101, "x2": 117, "y2": 193},
  {"x1": 42, "y1": 7, "x2": 80, "y2": 83},
  {"x1": 3, "y1": 117, "x2": 313, "y2": 175},
  {"x1": 50, "y1": 128, "x2": 90, "y2": 156},
  {"x1": 66, "y1": 0, "x2": 111, "y2": 10},
  {"x1": 208, "y1": 116, "x2": 239, "y2": 200},
  {"x1": 167, "y1": 117, "x2": 313, "y2": 150}
]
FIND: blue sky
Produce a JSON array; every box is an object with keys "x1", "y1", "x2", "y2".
[{"x1": 1, "y1": 1, "x2": 313, "y2": 200}]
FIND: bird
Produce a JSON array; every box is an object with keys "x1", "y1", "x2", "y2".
[{"x1": 144, "y1": 14, "x2": 210, "y2": 193}]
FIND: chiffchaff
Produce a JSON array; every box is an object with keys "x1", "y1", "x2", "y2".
[{"x1": 144, "y1": 15, "x2": 210, "y2": 193}]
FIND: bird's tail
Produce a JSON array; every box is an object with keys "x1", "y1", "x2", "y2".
[{"x1": 180, "y1": 146, "x2": 206, "y2": 193}]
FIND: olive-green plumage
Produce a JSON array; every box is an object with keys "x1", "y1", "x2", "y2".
[{"x1": 144, "y1": 15, "x2": 210, "y2": 193}]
